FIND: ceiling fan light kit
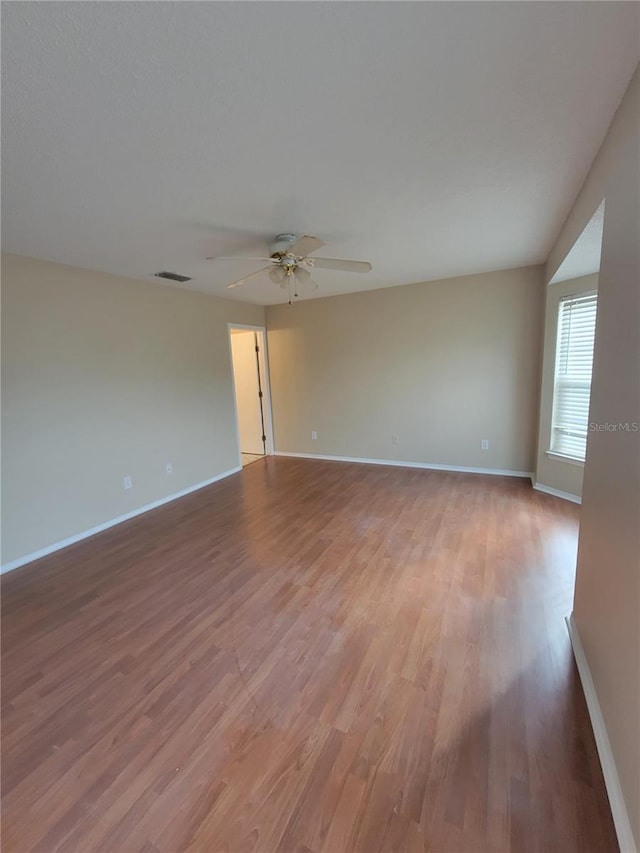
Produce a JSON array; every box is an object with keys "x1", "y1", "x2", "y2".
[{"x1": 209, "y1": 234, "x2": 372, "y2": 302}]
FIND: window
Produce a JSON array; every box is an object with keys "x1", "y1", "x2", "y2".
[{"x1": 550, "y1": 292, "x2": 597, "y2": 462}]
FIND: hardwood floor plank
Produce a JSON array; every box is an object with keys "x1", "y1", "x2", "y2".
[{"x1": 1, "y1": 457, "x2": 618, "y2": 852}]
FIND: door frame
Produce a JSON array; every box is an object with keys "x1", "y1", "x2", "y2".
[{"x1": 227, "y1": 323, "x2": 275, "y2": 465}]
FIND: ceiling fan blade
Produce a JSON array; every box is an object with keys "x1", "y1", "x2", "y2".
[
  {"x1": 226, "y1": 266, "x2": 271, "y2": 289},
  {"x1": 290, "y1": 235, "x2": 325, "y2": 257},
  {"x1": 207, "y1": 256, "x2": 274, "y2": 261},
  {"x1": 311, "y1": 258, "x2": 372, "y2": 273}
]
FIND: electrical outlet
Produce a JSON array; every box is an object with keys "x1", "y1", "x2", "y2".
[
  {"x1": 481, "y1": 439, "x2": 489, "y2": 450},
  {"x1": 392, "y1": 434, "x2": 399, "y2": 445},
  {"x1": 166, "y1": 463, "x2": 173, "y2": 475},
  {"x1": 311, "y1": 431, "x2": 318, "y2": 440},
  {"x1": 123, "y1": 475, "x2": 133, "y2": 490}
]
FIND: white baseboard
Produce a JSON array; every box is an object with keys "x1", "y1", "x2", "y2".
[
  {"x1": 531, "y1": 480, "x2": 582, "y2": 504},
  {"x1": 274, "y1": 451, "x2": 532, "y2": 478},
  {"x1": 1, "y1": 466, "x2": 241, "y2": 575},
  {"x1": 566, "y1": 614, "x2": 637, "y2": 853}
]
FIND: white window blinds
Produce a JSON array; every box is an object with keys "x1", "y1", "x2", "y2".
[{"x1": 551, "y1": 292, "x2": 597, "y2": 461}]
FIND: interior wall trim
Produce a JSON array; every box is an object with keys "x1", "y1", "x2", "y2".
[
  {"x1": 566, "y1": 614, "x2": 638, "y2": 853},
  {"x1": 274, "y1": 450, "x2": 533, "y2": 478},
  {"x1": 1, "y1": 466, "x2": 242, "y2": 575},
  {"x1": 531, "y1": 480, "x2": 582, "y2": 504}
]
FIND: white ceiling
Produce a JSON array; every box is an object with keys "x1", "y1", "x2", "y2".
[
  {"x1": 549, "y1": 202, "x2": 605, "y2": 285},
  {"x1": 2, "y1": 2, "x2": 638, "y2": 305}
]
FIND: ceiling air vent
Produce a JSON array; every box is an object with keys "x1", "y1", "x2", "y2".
[{"x1": 154, "y1": 271, "x2": 192, "y2": 283}]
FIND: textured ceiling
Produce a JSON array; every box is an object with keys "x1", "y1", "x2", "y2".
[{"x1": 2, "y1": 2, "x2": 638, "y2": 304}]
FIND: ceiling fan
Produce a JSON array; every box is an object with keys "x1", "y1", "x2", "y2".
[{"x1": 207, "y1": 234, "x2": 372, "y2": 301}]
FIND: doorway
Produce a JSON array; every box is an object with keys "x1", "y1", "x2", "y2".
[{"x1": 229, "y1": 325, "x2": 273, "y2": 468}]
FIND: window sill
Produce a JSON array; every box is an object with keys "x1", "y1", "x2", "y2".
[{"x1": 545, "y1": 451, "x2": 584, "y2": 467}]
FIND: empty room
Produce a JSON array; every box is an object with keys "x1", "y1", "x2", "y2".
[{"x1": 1, "y1": 3, "x2": 638, "y2": 852}]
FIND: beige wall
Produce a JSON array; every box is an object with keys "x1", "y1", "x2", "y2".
[
  {"x1": 548, "y1": 68, "x2": 639, "y2": 847},
  {"x1": 266, "y1": 266, "x2": 544, "y2": 473},
  {"x1": 1, "y1": 254, "x2": 264, "y2": 566},
  {"x1": 534, "y1": 272, "x2": 599, "y2": 499}
]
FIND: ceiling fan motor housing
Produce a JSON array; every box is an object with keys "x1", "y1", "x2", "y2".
[{"x1": 271, "y1": 234, "x2": 298, "y2": 256}]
